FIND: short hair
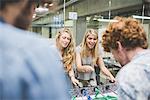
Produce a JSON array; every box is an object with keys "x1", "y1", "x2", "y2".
[{"x1": 102, "y1": 17, "x2": 148, "y2": 52}]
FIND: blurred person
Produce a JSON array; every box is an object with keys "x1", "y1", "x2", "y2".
[
  {"x1": 0, "y1": 0, "x2": 70, "y2": 99},
  {"x1": 102, "y1": 17, "x2": 150, "y2": 100},
  {"x1": 76, "y1": 29, "x2": 115, "y2": 87},
  {"x1": 51, "y1": 28, "x2": 79, "y2": 89}
]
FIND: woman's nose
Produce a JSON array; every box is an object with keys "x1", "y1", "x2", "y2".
[{"x1": 91, "y1": 39, "x2": 94, "y2": 42}]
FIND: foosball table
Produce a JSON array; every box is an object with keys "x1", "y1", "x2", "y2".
[{"x1": 69, "y1": 83, "x2": 118, "y2": 100}]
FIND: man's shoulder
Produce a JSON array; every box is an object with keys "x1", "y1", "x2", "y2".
[
  {"x1": 116, "y1": 59, "x2": 150, "y2": 85},
  {"x1": 0, "y1": 22, "x2": 56, "y2": 63},
  {"x1": 0, "y1": 22, "x2": 51, "y2": 50},
  {"x1": 132, "y1": 50, "x2": 150, "y2": 65},
  {"x1": 116, "y1": 57, "x2": 150, "y2": 100}
]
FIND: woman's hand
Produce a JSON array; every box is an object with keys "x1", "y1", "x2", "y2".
[
  {"x1": 71, "y1": 77, "x2": 79, "y2": 86},
  {"x1": 108, "y1": 75, "x2": 116, "y2": 83},
  {"x1": 82, "y1": 65, "x2": 94, "y2": 73}
]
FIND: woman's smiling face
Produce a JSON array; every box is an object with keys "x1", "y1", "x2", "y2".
[
  {"x1": 86, "y1": 34, "x2": 98, "y2": 49},
  {"x1": 58, "y1": 32, "x2": 71, "y2": 48}
]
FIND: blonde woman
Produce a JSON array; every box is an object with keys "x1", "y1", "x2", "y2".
[
  {"x1": 76, "y1": 29, "x2": 115, "y2": 87},
  {"x1": 52, "y1": 28, "x2": 79, "y2": 88}
]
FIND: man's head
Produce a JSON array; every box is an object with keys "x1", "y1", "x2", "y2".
[
  {"x1": 102, "y1": 17, "x2": 148, "y2": 66},
  {"x1": 0, "y1": 0, "x2": 39, "y2": 30}
]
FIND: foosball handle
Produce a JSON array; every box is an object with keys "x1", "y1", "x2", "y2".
[
  {"x1": 72, "y1": 96, "x2": 76, "y2": 100},
  {"x1": 87, "y1": 95, "x2": 92, "y2": 100},
  {"x1": 95, "y1": 88, "x2": 100, "y2": 98}
]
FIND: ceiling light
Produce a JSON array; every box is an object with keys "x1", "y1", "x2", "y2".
[
  {"x1": 132, "y1": 15, "x2": 150, "y2": 20},
  {"x1": 97, "y1": 19, "x2": 118, "y2": 22},
  {"x1": 35, "y1": 6, "x2": 49, "y2": 15},
  {"x1": 32, "y1": 13, "x2": 36, "y2": 18},
  {"x1": 49, "y1": 3, "x2": 54, "y2": 7},
  {"x1": 93, "y1": 18, "x2": 97, "y2": 21}
]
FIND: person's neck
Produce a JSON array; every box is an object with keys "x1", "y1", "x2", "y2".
[
  {"x1": 86, "y1": 47, "x2": 93, "y2": 56},
  {"x1": 127, "y1": 47, "x2": 145, "y2": 61},
  {"x1": 0, "y1": 11, "x2": 16, "y2": 25}
]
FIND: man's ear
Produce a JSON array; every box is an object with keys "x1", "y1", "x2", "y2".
[{"x1": 116, "y1": 41, "x2": 123, "y2": 52}]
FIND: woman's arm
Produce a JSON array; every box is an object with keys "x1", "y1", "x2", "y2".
[
  {"x1": 76, "y1": 52, "x2": 94, "y2": 72},
  {"x1": 68, "y1": 68, "x2": 79, "y2": 86},
  {"x1": 97, "y1": 55, "x2": 115, "y2": 82}
]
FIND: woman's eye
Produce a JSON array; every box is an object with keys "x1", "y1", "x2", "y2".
[
  {"x1": 67, "y1": 38, "x2": 71, "y2": 40},
  {"x1": 88, "y1": 38, "x2": 92, "y2": 40},
  {"x1": 62, "y1": 37, "x2": 66, "y2": 39}
]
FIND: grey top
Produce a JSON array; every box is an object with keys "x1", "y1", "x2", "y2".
[
  {"x1": 116, "y1": 50, "x2": 150, "y2": 100},
  {"x1": 76, "y1": 46, "x2": 96, "y2": 80},
  {"x1": 0, "y1": 21, "x2": 70, "y2": 100}
]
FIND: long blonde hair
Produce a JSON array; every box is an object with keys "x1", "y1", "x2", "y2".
[
  {"x1": 80, "y1": 29, "x2": 99, "y2": 65},
  {"x1": 56, "y1": 28, "x2": 75, "y2": 72}
]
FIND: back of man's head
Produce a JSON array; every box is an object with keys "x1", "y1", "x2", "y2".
[
  {"x1": 0, "y1": 0, "x2": 20, "y2": 10},
  {"x1": 0, "y1": 0, "x2": 39, "y2": 10},
  {"x1": 102, "y1": 17, "x2": 148, "y2": 52},
  {"x1": 0, "y1": 0, "x2": 40, "y2": 30}
]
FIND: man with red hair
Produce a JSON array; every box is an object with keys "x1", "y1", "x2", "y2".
[{"x1": 102, "y1": 17, "x2": 150, "y2": 100}]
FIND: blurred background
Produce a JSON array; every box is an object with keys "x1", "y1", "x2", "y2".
[{"x1": 31, "y1": 0, "x2": 150, "y2": 77}]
